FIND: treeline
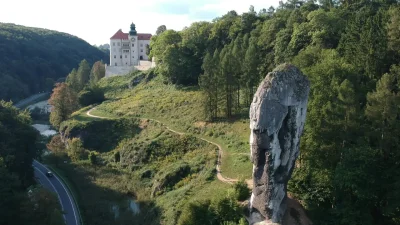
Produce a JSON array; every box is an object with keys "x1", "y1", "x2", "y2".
[
  {"x1": 150, "y1": 1, "x2": 400, "y2": 224},
  {"x1": 0, "y1": 23, "x2": 108, "y2": 102},
  {"x1": 49, "y1": 60, "x2": 106, "y2": 128},
  {"x1": 0, "y1": 101, "x2": 65, "y2": 225}
]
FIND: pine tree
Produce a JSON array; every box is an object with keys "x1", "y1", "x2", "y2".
[
  {"x1": 90, "y1": 61, "x2": 105, "y2": 85},
  {"x1": 65, "y1": 68, "x2": 79, "y2": 92},
  {"x1": 366, "y1": 72, "x2": 400, "y2": 152},
  {"x1": 76, "y1": 59, "x2": 91, "y2": 91},
  {"x1": 243, "y1": 37, "x2": 260, "y2": 106},
  {"x1": 199, "y1": 51, "x2": 215, "y2": 120},
  {"x1": 231, "y1": 35, "x2": 244, "y2": 113}
]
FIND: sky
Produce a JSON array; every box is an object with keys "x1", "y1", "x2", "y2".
[{"x1": 0, "y1": 0, "x2": 281, "y2": 46}]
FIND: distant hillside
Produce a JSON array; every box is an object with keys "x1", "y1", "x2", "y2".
[{"x1": 0, "y1": 23, "x2": 109, "y2": 102}]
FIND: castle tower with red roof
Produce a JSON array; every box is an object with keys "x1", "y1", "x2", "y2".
[{"x1": 109, "y1": 23, "x2": 152, "y2": 68}]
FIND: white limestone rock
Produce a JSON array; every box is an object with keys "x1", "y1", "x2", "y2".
[{"x1": 249, "y1": 64, "x2": 310, "y2": 225}]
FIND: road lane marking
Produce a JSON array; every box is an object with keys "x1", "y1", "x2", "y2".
[
  {"x1": 34, "y1": 160, "x2": 79, "y2": 225},
  {"x1": 33, "y1": 166, "x2": 67, "y2": 222}
]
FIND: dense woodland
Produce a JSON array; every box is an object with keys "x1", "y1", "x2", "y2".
[
  {"x1": 149, "y1": 1, "x2": 400, "y2": 224},
  {"x1": 0, "y1": 23, "x2": 108, "y2": 102},
  {"x1": 0, "y1": 101, "x2": 65, "y2": 225}
]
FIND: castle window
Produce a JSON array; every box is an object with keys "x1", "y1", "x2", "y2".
[
  {"x1": 132, "y1": 56, "x2": 134, "y2": 58},
  {"x1": 114, "y1": 55, "x2": 116, "y2": 58},
  {"x1": 113, "y1": 43, "x2": 115, "y2": 46},
  {"x1": 132, "y1": 44, "x2": 134, "y2": 47},
  {"x1": 125, "y1": 55, "x2": 127, "y2": 58},
  {"x1": 117, "y1": 42, "x2": 120, "y2": 46},
  {"x1": 120, "y1": 55, "x2": 122, "y2": 59},
  {"x1": 115, "y1": 62, "x2": 117, "y2": 66},
  {"x1": 140, "y1": 44, "x2": 143, "y2": 47},
  {"x1": 123, "y1": 50, "x2": 129, "y2": 53},
  {"x1": 141, "y1": 49, "x2": 143, "y2": 52}
]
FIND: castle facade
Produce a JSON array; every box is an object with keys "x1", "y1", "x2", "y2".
[{"x1": 109, "y1": 23, "x2": 152, "y2": 67}]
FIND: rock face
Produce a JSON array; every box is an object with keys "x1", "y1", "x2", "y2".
[{"x1": 249, "y1": 64, "x2": 310, "y2": 225}]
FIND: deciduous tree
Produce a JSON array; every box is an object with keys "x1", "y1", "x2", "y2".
[{"x1": 49, "y1": 83, "x2": 79, "y2": 128}]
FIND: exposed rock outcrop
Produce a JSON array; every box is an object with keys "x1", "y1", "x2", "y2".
[{"x1": 249, "y1": 64, "x2": 310, "y2": 225}]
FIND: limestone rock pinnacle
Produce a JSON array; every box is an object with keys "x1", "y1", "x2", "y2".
[{"x1": 249, "y1": 64, "x2": 310, "y2": 225}]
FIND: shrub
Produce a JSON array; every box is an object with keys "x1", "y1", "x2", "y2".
[
  {"x1": 212, "y1": 193, "x2": 241, "y2": 223},
  {"x1": 78, "y1": 85, "x2": 105, "y2": 106},
  {"x1": 233, "y1": 179, "x2": 250, "y2": 201},
  {"x1": 114, "y1": 151, "x2": 120, "y2": 162},
  {"x1": 177, "y1": 200, "x2": 216, "y2": 225},
  {"x1": 67, "y1": 138, "x2": 88, "y2": 161},
  {"x1": 89, "y1": 151, "x2": 97, "y2": 165}
]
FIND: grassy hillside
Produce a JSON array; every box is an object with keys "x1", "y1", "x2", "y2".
[
  {"x1": 95, "y1": 71, "x2": 252, "y2": 179},
  {"x1": 56, "y1": 113, "x2": 230, "y2": 225},
  {"x1": 0, "y1": 23, "x2": 108, "y2": 102},
  {"x1": 52, "y1": 71, "x2": 253, "y2": 224}
]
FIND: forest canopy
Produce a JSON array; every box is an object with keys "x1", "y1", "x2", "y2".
[
  {"x1": 149, "y1": 1, "x2": 400, "y2": 224},
  {"x1": 0, "y1": 23, "x2": 108, "y2": 102}
]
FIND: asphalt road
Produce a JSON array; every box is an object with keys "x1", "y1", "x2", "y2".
[
  {"x1": 14, "y1": 92, "x2": 49, "y2": 108},
  {"x1": 33, "y1": 160, "x2": 79, "y2": 225}
]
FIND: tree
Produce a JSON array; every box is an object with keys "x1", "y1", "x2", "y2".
[
  {"x1": 156, "y1": 25, "x2": 167, "y2": 35},
  {"x1": 0, "y1": 102, "x2": 64, "y2": 225},
  {"x1": 46, "y1": 135, "x2": 66, "y2": 166},
  {"x1": 67, "y1": 138, "x2": 87, "y2": 161},
  {"x1": 76, "y1": 59, "x2": 91, "y2": 91},
  {"x1": 366, "y1": 72, "x2": 400, "y2": 152},
  {"x1": 90, "y1": 61, "x2": 105, "y2": 85},
  {"x1": 242, "y1": 37, "x2": 260, "y2": 106},
  {"x1": 28, "y1": 187, "x2": 66, "y2": 225},
  {"x1": 233, "y1": 179, "x2": 250, "y2": 201},
  {"x1": 388, "y1": 6, "x2": 400, "y2": 55},
  {"x1": 49, "y1": 83, "x2": 79, "y2": 128},
  {"x1": 65, "y1": 68, "x2": 79, "y2": 92},
  {"x1": 0, "y1": 101, "x2": 37, "y2": 187}
]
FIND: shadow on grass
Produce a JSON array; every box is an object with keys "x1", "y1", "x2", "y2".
[
  {"x1": 174, "y1": 85, "x2": 200, "y2": 92},
  {"x1": 63, "y1": 118, "x2": 143, "y2": 153},
  {"x1": 44, "y1": 158, "x2": 162, "y2": 225}
]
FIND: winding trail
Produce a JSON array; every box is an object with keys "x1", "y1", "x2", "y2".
[{"x1": 86, "y1": 107, "x2": 252, "y2": 188}]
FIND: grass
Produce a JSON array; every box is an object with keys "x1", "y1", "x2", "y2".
[
  {"x1": 54, "y1": 116, "x2": 225, "y2": 225},
  {"x1": 54, "y1": 71, "x2": 254, "y2": 225},
  {"x1": 91, "y1": 74, "x2": 253, "y2": 179}
]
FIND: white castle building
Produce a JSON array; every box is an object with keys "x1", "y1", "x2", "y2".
[{"x1": 106, "y1": 23, "x2": 153, "y2": 77}]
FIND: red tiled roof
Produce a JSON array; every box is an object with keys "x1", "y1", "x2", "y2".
[
  {"x1": 138, "y1": 33, "x2": 152, "y2": 40},
  {"x1": 110, "y1": 30, "x2": 152, "y2": 40},
  {"x1": 110, "y1": 29, "x2": 128, "y2": 40}
]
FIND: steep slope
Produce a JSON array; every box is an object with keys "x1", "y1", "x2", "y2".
[{"x1": 0, "y1": 23, "x2": 108, "y2": 102}]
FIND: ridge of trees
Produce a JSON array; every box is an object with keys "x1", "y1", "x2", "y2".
[
  {"x1": 149, "y1": 1, "x2": 400, "y2": 224},
  {"x1": 50, "y1": 60, "x2": 105, "y2": 128},
  {"x1": 0, "y1": 23, "x2": 108, "y2": 102},
  {"x1": 0, "y1": 101, "x2": 65, "y2": 225}
]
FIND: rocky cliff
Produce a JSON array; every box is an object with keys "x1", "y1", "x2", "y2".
[{"x1": 248, "y1": 64, "x2": 310, "y2": 225}]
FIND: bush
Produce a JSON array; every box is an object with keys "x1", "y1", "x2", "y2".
[
  {"x1": 78, "y1": 85, "x2": 105, "y2": 106},
  {"x1": 67, "y1": 138, "x2": 88, "y2": 161},
  {"x1": 89, "y1": 151, "x2": 97, "y2": 165},
  {"x1": 177, "y1": 200, "x2": 216, "y2": 225},
  {"x1": 233, "y1": 180, "x2": 250, "y2": 201},
  {"x1": 114, "y1": 151, "x2": 120, "y2": 162}
]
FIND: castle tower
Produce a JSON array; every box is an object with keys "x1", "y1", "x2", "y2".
[{"x1": 129, "y1": 23, "x2": 139, "y2": 66}]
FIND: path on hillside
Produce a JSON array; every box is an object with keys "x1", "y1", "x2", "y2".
[{"x1": 86, "y1": 107, "x2": 252, "y2": 188}]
